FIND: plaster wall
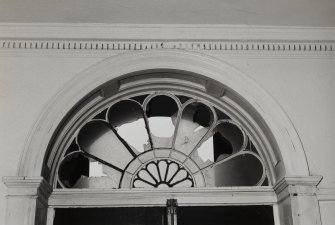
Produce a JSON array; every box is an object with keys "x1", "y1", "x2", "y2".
[
  {"x1": 320, "y1": 201, "x2": 335, "y2": 225},
  {"x1": 0, "y1": 51, "x2": 334, "y2": 224}
]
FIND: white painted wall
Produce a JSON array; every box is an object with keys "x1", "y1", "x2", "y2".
[
  {"x1": 0, "y1": 56, "x2": 103, "y2": 225},
  {"x1": 223, "y1": 56, "x2": 335, "y2": 188},
  {"x1": 320, "y1": 201, "x2": 335, "y2": 225},
  {"x1": 0, "y1": 50, "x2": 334, "y2": 224}
]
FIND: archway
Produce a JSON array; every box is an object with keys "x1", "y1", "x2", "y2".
[
  {"x1": 18, "y1": 49, "x2": 309, "y2": 178},
  {"x1": 4, "y1": 50, "x2": 321, "y2": 225}
]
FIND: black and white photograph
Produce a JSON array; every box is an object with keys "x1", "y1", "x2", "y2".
[{"x1": 0, "y1": 0, "x2": 334, "y2": 224}]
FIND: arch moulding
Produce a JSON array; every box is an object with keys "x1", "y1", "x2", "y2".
[{"x1": 17, "y1": 49, "x2": 310, "y2": 181}]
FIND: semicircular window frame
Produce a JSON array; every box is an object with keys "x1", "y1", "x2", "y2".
[{"x1": 55, "y1": 91, "x2": 269, "y2": 189}]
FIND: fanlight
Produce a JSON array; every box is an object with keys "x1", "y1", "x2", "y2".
[{"x1": 56, "y1": 92, "x2": 267, "y2": 189}]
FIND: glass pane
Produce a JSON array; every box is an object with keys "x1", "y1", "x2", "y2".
[
  {"x1": 77, "y1": 120, "x2": 134, "y2": 170},
  {"x1": 178, "y1": 206, "x2": 274, "y2": 225},
  {"x1": 108, "y1": 100, "x2": 151, "y2": 153},
  {"x1": 58, "y1": 152, "x2": 122, "y2": 188},
  {"x1": 57, "y1": 92, "x2": 269, "y2": 189},
  {"x1": 145, "y1": 95, "x2": 179, "y2": 148},
  {"x1": 174, "y1": 102, "x2": 215, "y2": 155},
  {"x1": 54, "y1": 207, "x2": 166, "y2": 225},
  {"x1": 54, "y1": 206, "x2": 274, "y2": 225},
  {"x1": 58, "y1": 152, "x2": 89, "y2": 188},
  {"x1": 213, "y1": 121, "x2": 246, "y2": 157},
  {"x1": 204, "y1": 153, "x2": 265, "y2": 186},
  {"x1": 193, "y1": 120, "x2": 247, "y2": 169}
]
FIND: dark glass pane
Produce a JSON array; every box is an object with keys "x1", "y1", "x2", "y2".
[
  {"x1": 65, "y1": 139, "x2": 80, "y2": 156},
  {"x1": 215, "y1": 108, "x2": 230, "y2": 120},
  {"x1": 92, "y1": 108, "x2": 107, "y2": 120},
  {"x1": 213, "y1": 122, "x2": 246, "y2": 156},
  {"x1": 58, "y1": 152, "x2": 89, "y2": 188},
  {"x1": 213, "y1": 132, "x2": 233, "y2": 160},
  {"x1": 178, "y1": 206, "x2": 274, "y2": 225},
  {"x1": 54, "y1": 207, "x2": 166, "y2": 225},
  {"x1": 54, "y1": 206, "x2": 274, "y2": 225},
  {"x1": 145, "y1": 95, "x2": 179, "y2": 147},
  {"x1": 262, "y1": 177, "x2": 269, "y2": 186},
  {"x1": 108, "y1": 100, "x2": 144, "y2": 128},
  {"x1": 146, "y1": 95, "x2": 178, "y2": 117}
]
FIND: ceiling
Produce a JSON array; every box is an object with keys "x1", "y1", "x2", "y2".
[{"x1": 0, "y1": 0, "x2": 334, "y2": 27}]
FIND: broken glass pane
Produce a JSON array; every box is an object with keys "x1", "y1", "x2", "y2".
[
  {"x1": 145, "y1": 95, "x2": 179, "y2": 148},
  {"x1": 77, "y1": 120, "x2": 134, "y2": 170},
  {"x1": 174, "y1": 102, "x2": 215, "y2": 155},
  {"x1": 58, "y1": 152, "x2": 89, "y2": 188},
  {"x1": 203, "y1": 153, "x2": 265, "y2": 186},
  {"x1": 193, "y1": 120, "x2": 247, "y2": 168},
  {"x1": 108, "y1": 100, "x2": 151, "y2": 152},
  {"x1": 57, "y1": 92, "x2": 268, "y2": 189}
]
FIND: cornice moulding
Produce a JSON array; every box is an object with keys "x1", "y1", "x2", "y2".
[
  {"x1": 1, "y1": 40, "x2": 334, "y2": 53},
  {"x1": 274, "y1": 176, "x2": 323, "y2": 194},
  {"x1": 1, "y1": 23, "x2": 334, "y2": 53},
  {"x1": 317, "y1": 188, "x2": 335, "y2": 201},
  {"x1": 3, "y1": 176, "x2": 44, "y2": 189},
  {"x1": 273, "y1": 176, "x2": 322, "y2": 202},
  {"x1": 1, "y1": 23, "x2": 335, "y2": 41},
  {"x1": 3, "y1": 176, "x2": 52, "y2": 203}
]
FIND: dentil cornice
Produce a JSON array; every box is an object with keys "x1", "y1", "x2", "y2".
[{"x1": 0, "y1": 23, "x2": 334, "y2": 53}]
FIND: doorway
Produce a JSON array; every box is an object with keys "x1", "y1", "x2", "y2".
[{"x1": 53, "y1": 204, "x2": 274, "y2": 225}]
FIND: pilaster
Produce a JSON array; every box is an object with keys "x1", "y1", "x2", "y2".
[
  {"x1": 274, "y1": 176, "x2": 323, "y2": 225},
  {"x1": 3, "y1": 176, "x2": 52, "y2": 225}
]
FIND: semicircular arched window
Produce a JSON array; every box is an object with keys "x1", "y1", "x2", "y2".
[{"x1": 56, "y1": 92, "x2": 268, "y2": 189}]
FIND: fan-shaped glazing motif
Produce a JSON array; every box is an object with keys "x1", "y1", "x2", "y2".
[
  {"x1": 56, "y1": 92, "x2": 268, "y2": 189},
  {"x1": 133, "y1": 160, "x2": 194, "y2": 188}
]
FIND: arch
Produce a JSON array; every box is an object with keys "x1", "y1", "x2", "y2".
[{"x1": 17, "y1": 49, "x2": 309, "y2": 183}]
